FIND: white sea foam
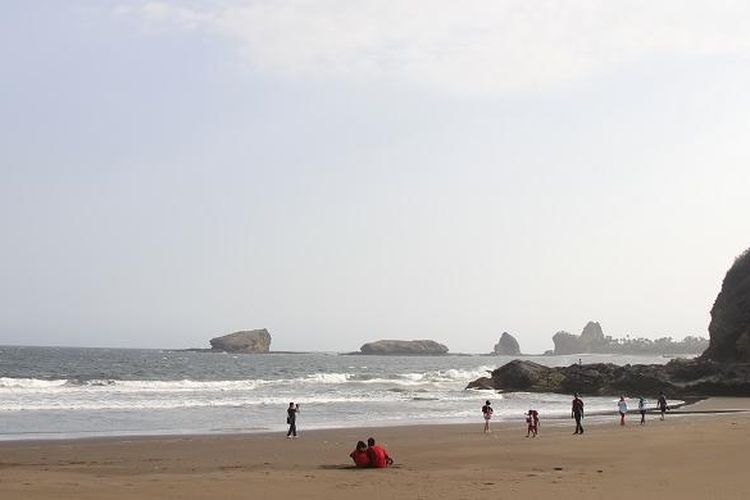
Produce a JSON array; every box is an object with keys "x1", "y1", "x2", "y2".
[
  {"x1": 0, "y1": 377, "x2": 69, "y2": 389},
  {"x1": 0, "y1": 366, "x2": 494, "y2": 395}
]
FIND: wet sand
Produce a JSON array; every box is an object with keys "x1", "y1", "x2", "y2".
[{"x1": 1, "y1": 398, "x2": 748, "y2": 499}]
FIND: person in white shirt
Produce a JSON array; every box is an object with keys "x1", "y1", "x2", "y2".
[{"x1": 617, "y1": 396, "x2": 628, "y2": 426}]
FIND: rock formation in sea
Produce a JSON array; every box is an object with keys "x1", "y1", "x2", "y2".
[
  {"x1": 210, "y1": 329, "x2": 272, "y2": 353},
  {"x1": 465, "y1": 358, "x2": 750, "y2": 396},
  {"x1": 551, "y1": 321, "x2": 707, "y2": 355},
  {"x1": 551, "y1": 331, "x2": 579, "y2": 355},
  {"x1": 493, "y1": 332, "x2": 521, "y2": 355},
  {"x1": 702, "y1": 248, "x2": 750, "y2": 363},
  {"x1": 467, "y1": 247, "x2": 750, "y2": 397},
  {"x1": 359, "y1": 339, "x2": 449, "y2": 355}
]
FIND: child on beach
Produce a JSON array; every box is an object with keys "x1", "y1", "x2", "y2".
[
  {"x1": 482, "y1": 400, "x2": 494, "y2": 434},
  {"x1": 526, "y1": 410, "x2": 539, "y2": 437},
  {"x1": 617, "y1": 396, "x2": 628, "y2": 426}
]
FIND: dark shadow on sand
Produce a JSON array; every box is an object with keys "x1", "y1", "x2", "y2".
[{"x1": 319, "y1": 464, "x2": 402, "y2": 470}]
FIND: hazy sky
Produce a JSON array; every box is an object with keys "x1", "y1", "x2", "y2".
[{"x1": 2, "y1": 1, "x2": 749, "y2": 353}]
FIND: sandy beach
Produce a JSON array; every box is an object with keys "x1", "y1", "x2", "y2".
[{"x1": 1, "y1": 398, "x2": 748, "y2": 500}]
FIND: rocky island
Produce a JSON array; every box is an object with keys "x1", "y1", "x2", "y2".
[
  {"x1": 493, "y1": 332, "x2": 521, "y2": 355},
  {"x1": 359, "y1": 339, "x2": 449, "y2": 355},
  {"x1": 210, "y1": 329, "x2": 272, "y2": 353},
  {"x1": 468, "y1": 247, "x2": 750, "y2": 397},
  {"x1": 550, "y1": 321, "x2": 708, "y2": 356}
]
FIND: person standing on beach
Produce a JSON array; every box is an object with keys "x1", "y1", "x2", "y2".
[
  {"x1": 638, "y1": 396, "x2": 647, "y2": 424},
  {"x1": 526, "y1": 410, "x2": 539, "y2": 437},
  {"x1": 482, "y1": 400, "x2": 494, "y2": 434},
  {"x1": 617, "y1": 396, "x2": 628, "y2": 426},
  {"x1": 572, "y1": 393, "x2": 584, "y2": 434},
  {"x1": 657, "y1": 392, "x2": 668, "y2": 421},
  {"x1": 286, "y1": 402, "x2": 300, "y2": 438}
]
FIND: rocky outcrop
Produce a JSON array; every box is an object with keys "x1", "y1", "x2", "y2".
[
  {"x1": 552, "y1": 322, "x2": 607, "y2": 354},
  {"x1": 551, "y1": 331, "x2": 579, "y2": 355},
  {"x1": 467, "y1": 246, "x2": 750, "y2": 397},
  {"x1": 210, "y1": 329, "x2": 272, "y2": 353},
  {"x1": 551, "y1": 322, "x2": 707, "y2": 355},
  {"x1": 466, "y1": 359, "x2": 750, "y2": 397},
  {"x1": 493, "y1": 332, "x2": 521, "y2": 355},
  {"x1": 359, "y1": 340, "x2": 449, "y2": 355},
  {"x1": 580, "y1": 321, "x2": 606, "y2": 348},
  {"x1": 703, "y1": 248, "x2": 750, "y2": 363}
]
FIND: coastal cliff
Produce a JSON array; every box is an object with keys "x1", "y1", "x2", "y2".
[
  {"x1": 702, "y1": 248, "x2": 750, "y2": 363},
  {"x1": 359, "y1": 340, "x2": 449, "y2": 355},
  {"x1": 468, "y1": 247, "x2": 750, "y2": 397}
]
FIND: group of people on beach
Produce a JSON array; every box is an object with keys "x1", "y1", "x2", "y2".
[
  {"x1": 481, "y1": 391, "x2": 670, "y2": 436},
  {"x1": 616, "y1": 392, "x2": 669, "y2": 426},
  {"x1": 348, "y1": 437, "x2": 394, "y2": 468},
  {"x1": 286, "y1": 390, "x2": 671, "y2": 469},
  {"x1": 285, "y1": 402, "x2": 395, "y2": 468},
  {"x1": 483, "y1": 400, "x2": 540, "y2": 436}
]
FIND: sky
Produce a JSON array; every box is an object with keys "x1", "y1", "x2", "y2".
[{"x1": 1, "y1": 1, "x2": 749, "y2": 353}]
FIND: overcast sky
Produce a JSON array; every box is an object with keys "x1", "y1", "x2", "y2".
[{"x1": 2, "y1": 1, "x2": 749, "y2": 353}]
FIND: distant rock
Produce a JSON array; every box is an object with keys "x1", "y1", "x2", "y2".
[
  {"x1": 579, "y1": 321, "x2": 606, "y2": 349},
  {"x1": 552, "y1": 322, "x2": 607, "y2": 354},
  {"x1": 551, "y1": 331, "x2": 579, "y2": 355},
  {"x1": 210, "y1": 329, "x2": 272, "y2": 353},
  {"x1": 702, "y1": 248, "x2": 750, "y2": 363},
  {"x1": 551, "y1": 322, "x2": 707, "y2": 355},
  {"x1": 493, "y1": 332, "x2": 521, "y2": 356},
  {"x1": 359, "y1": 339, "x2": 449, "y2": 355}
]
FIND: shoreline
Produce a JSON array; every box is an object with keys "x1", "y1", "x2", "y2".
[
  {"x1": 1, "y1": 397, "x2": 748, "y2": 499},
  {"x1": 1, "y1": 396, "x2": 746, "y2": 447}
]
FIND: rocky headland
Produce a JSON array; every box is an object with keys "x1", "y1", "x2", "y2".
[
  {"x1": 468, "y1": 247, "x2": 750, "y2": 397},
  {"x1": 210, "y1": 329, "x2": 272, "y2": 353},
  {"x1": 493, "y1": 332, "x2": 521, "y2": 355},
  {"x1": 359, "y1": 339, "x2": 449, "y2": 355}
]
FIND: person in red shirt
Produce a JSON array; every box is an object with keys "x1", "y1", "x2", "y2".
[
  {"x1": 349, "y1": 441, "x2": 371, "y2": 468},
  {"x1": 366, "y1": 437, "x2": 393, "y2": 468}
]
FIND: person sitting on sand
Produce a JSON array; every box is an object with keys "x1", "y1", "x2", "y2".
[
  {"x1": 618, "y1": 396, "x2": 628, "y2": 426},
  {"x1": 657, "y1": 392, "x2": 668, "y2": 421},
  {"x1": 572, "y1": 393, "x2": 584, "y2": 434},
  {"x1": 638, "y1": 396, "x2": 647, "y2": 425},
  {"x1": 367, "y1": 437, "x2": 393, "y2": 468},
  {"x1": 482, "y1": 400, "x2": 494, "y2": 434},
  {"x1": 349, "y1": 441, "x2": 371, "y2": 468}
]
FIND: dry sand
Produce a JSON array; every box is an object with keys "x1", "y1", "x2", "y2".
[{"x1": 1, "y1": 398, "x2": 749, "y2": 499}]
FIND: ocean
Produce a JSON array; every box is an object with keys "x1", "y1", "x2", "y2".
[{"x1": 0, "y1": 346, "x2": 679, "y2": 441}]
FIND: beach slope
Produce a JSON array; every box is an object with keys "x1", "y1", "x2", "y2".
[{"x1": 1, "y1": 399, "x2": 748, "y2": 499}]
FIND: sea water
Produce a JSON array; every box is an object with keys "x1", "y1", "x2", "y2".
[{"x1": 0, "y1": 346, "x2": 681, "y2": 440}]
